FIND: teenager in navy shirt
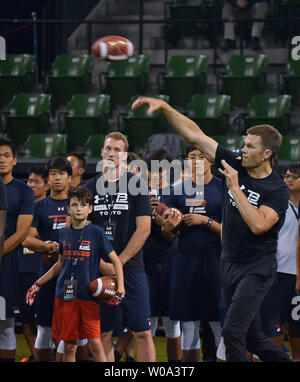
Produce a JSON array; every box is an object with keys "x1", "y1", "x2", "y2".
[
  {"x1": 162, "y1": 144, "x2": 223, "y2": 362},
  {"x1": 18, "y1": 167, "x2": 49, "y2": 362},
  {"x1": 23, "y1": 157, "x2": 72, "y2": 362},
  {"x1": 0, "y1": 137, "x2": 34, "y2": 362},
  {"x1": 142, "y1": 147, "x2": 182, "y2": 362}
]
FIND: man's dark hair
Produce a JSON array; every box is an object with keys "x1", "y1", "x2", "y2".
[
  {"x1": 0, "y1": 137, "x2": 17, "y2": 157},
  {"x1": 46, "y1": 156, "x2": 72, "y2": 176},
  {"x1": 284, "y1": 162, "x2": 300, "y2": 175},
  {"x1": 142, "y1": 147, "x2": 173, "y2": 168},
  {"x1": 68, "y1": 153, "x2": 86, "y2": 171},
  {"x1": 29, "y1": 166, "x2": 48, "y2": 183},
  {"x1": 246, "y1": 124, "x2": 282, "y2": 168},
  {"x1": 67, "y1": 186, "x2": 94, "y2": 206}
]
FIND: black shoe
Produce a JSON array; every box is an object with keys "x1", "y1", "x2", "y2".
[
  {"x1": 125, "y1": 356, "x2": 136, "y2": 362},
  {"x1": 222, "y1": 39, "x2": 236, "y2": 52},
  {"x1": 251, "y1": 37, "x2": 261, "y2": 51},
  {"x1": 114, "y1": 349, "x2": 123, "y2": 362}
]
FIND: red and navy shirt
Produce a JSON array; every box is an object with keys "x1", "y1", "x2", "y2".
[{"x1": 55, "y1": 224, "x2": 113, "y2": 300}]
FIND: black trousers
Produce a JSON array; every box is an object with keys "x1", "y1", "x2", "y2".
[{"x1": 221, "y1": 257, "x2": 291, "y2": 362}]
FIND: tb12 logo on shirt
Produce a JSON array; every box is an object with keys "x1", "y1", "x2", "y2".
[
  {"x1": 228, "y1": 186, "x2": 260, "y2": 208},
  {"x1": 49, "y1": 214, "x2": 68, "y2": 230}
]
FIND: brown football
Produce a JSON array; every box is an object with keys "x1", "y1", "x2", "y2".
[
  {"x1": 156, "y1": 202, "x2": 168, "y2": 216},
  {"x1": 88, "y1": 276, "x2": 117, "y2": 302},
  {"x1": 91, "y1": 35, "x2": 134, "y2": 61},
  {"x1": 162, "y1": 207, "x2": 183, "y2": 229}
]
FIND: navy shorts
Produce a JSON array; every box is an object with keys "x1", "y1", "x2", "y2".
[
  {"x1": 16, "y1": 272, "x2": 37, "y2": 324},
  {"x1": 145, "y1": 262, "x2": 173, "y2": 317},
  {"x1": 169, "y1": 251, "x2": 221, "y2": 321},
  {"x1": 100, "y1": 272, "x2": 151, "y2": 333},
  {"x1": 35, "y1": 277, "x2": 56, "y2": 327},
  {"x1": 260, "y1": 272, "x2": 300, "y2": 338}
]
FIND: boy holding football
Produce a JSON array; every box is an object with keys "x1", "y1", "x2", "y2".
[{"x1": 26, "y1": 186, "x2": 125, "y2": 362}]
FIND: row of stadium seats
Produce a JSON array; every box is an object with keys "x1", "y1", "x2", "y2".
[
  {"x1": 1, "y1": 132, "x2": 297, "y2": 163},
  {"x1": 1, "y1": 54, "x2": 300, "y2": 108},
  {"x1": 0, "y1": 92, "x2": 293, "y2": 151}
]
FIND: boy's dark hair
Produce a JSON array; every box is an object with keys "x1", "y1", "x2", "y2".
[
  {"x1": 67, "y1": 186, "x2": 94, "y2": 206},
  {"x1": 0, "y1": 137, "x2": 17, "y2": 157},
  {"x1": 68, "y1": 153, "x2": 86, "y2": 170},
  {"x1": 186, "y1": 143, "x2": 199, "y2": 156},
  {"x1": 127, "y1": 151, "x2": 140, "y2": 165},
  {"x1": 142, "y1": 147, "x2": 173, "y2": 168},
  {"x1": 284, "y1": 162, "x2": 300, "y2": 175},
  {"x1": 46, "y1": 156, "x2": 72, "y2": 176},
  {"x1": 29, "y1": 166, "x2": 48, "y2": 183}
]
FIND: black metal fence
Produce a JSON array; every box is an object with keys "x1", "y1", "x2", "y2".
[{"x1": 1, "y1": 0, "x2": 300, "y2": 80}]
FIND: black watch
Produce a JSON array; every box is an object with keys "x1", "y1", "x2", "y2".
[{"x1": 206, "y1": 217, "x2": 213, "y2": 229}]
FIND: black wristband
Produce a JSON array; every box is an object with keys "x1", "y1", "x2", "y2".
[{"x1": 206, "y1": 217, "x2": 213, "y2": 229}]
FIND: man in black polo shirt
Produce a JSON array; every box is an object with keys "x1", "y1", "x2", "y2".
[{"x1": 132, "y1": 97, "x2": 291, "y2": 362}]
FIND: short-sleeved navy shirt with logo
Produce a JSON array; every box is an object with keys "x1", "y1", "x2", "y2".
[
  {"x1": 32, "y1": 196, "x2": 69, "y2": 275},
  {"x1": 85, "y1": 171, "x2": 152, "y2": 274},
  {"x1": 56, "y1": 224, "x2": 112, "y2": 300}
]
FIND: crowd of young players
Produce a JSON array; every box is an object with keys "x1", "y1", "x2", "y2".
[{"x1": 0, "y1": 105, "x2": 299, "y2": 362}]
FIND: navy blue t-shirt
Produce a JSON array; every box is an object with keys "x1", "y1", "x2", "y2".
[
  {"x1": 143, "y1": 187, "x2": 178, "y2": 265},
  {"x1": 85, "y1": 171, "x2": 152, "y2": 274},
  {"x1": 32, "y1": 195, "x2": 69, "y2": 275},
  {"x1": 215, "y1": 145, "x2": 289, "y2": 264},
  {"x1": 0, "y1": 178, "x2": 34, "y2": 317},
  {"x1": 56, "y1": 224, "x2": 112, "y2": 300},
  {"x1": 168, "y1": 177, "x2": 223, "y2": 256},
  {"x1": 0, "y1": 178, "x2": 7, "y2": 211}
]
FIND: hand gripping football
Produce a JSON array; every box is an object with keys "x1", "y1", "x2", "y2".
[
  {"x1": 162, "y1": 207, "x2": 183, "y2": 229},
  {"x1": 88, "y1": 276, "x2": 117, "y2": 302},
  {"x1": 156, "y1": 201, "x2": 168, "y2": 216},
  {"x1": 91, "y1": 35, "x2": 134, "y2": 61}
]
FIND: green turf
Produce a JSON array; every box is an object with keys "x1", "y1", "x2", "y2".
[{"x1": 16, "y1": 334, "x2": 168, "y2": 362}]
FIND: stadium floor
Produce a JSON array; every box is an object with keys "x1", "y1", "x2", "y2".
[{"x1": 16, "y1": 334, "x2": 169, "y2": 362}]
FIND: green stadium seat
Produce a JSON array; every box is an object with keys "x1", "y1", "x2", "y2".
[
  {"x1": 47, "y1": 55, "x2": 93, "y2": 106},
  {"x1": 212, "y1": 135, "x2": 245, "y2": 151},
  {"x1": 0, "y1": 54, "x2": 35, "y2": 106},
  {"x1": 244, "y1": 94, "x2": 292, "y2": 135},
  {"x1": 217, "y1": 54, "x2": 268, "y2": 107},
  {"x1": 23, "y1": 134, "x2": 67, "y2": 158},
  {"x1": 60, "y1": 94, "x2": 110, "y2": 150},
  {"x1": 83, "y1": 134, "x2": 106, "y2": 159},
  {"x1": 99, "y1": 55, "x2": 150, "y2": 106},
  {"x1": 278, "y1": 60, "x2": 300, "y2": 106},
  {"x1": 278, "y1": 136, "x2": 300, "y2": 162},
  {"x1": 186, "y1": 94, "x2": 231, "y2": 135},
  {"x1": 119, "y1": 95, "x2": 170, "y2": 151},
  {"x1": 4, "y1": 93, "x2": 51, "y2": 147},
  {"x1": 157, "y1": 55, "x2": 208, "y2": 106}
]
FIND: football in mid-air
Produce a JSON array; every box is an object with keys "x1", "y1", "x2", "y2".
[
  {"x1": 88, "y1": 276, "x2": 117, "y2": 302},
  {"x1": 91, "y1": 35, "x2": 134, "y2": 61},
  {"x1": 162, "y1": 207, "x2": 183, "y2": 229}
]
